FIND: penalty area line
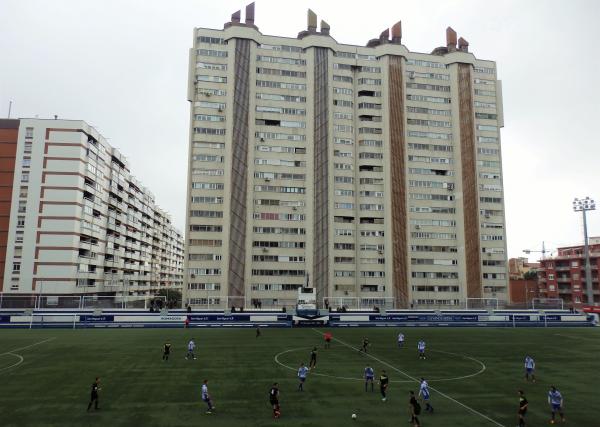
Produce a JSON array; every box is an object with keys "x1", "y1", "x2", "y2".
[
  {"x1": 311, "y1": 329, "x2": 505, "y2": 427},
  {"x1": 0, "y1": 337, "x2": 56, "y2": 357}
]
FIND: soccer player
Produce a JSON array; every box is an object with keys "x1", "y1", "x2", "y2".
[
  {"x1": 324, "y1": 331, "x2": 333, "y2": 348},
  {"x1": 517, "y1": 389, "x2": 528, "y2": 427},
  {"x1": 269, "y1": 382, "x2": 281, "y2": 419},
  {"x1": 256, "y1": 326, "x2": 261, "y2": 338},
  {"x1": 297, "y1": 363, "x2": 309, "y2": 391},
  {"x1": 379, "y1": 370, "x2": 389, "y2": 401},
  {"x1": 398, "y1": 332, "x2": 405, "y2": 348},
  {"x1": 163, "y1": 342, "x2": 171, "y2": 361},
  {"x1": 186, "y1": 338, "x2": 197, "y2": 360},
  {"x1": 202, "y1": 379, "x2": 214, "y2": 414},
  {"x1": 418, "y1": 378, "x2": 434, "y2": 413},
  {"x1": 360, "y1": 337, "x2": 370, "y2": 353},
  {"x1": 309, "y1": 347, "x2": 317, "y2": 369},
  {"x1": 86, "y1": 377, "x2": 101, "y2": 412},
  {"x1": 548, "y1": 386, "x2": 565, "y2": 424},
  {"x1": 409, "y1": 390, "x2": 422, "y2": 427},
  {"x1": 417, "y1": 339, "x2": 426, "y2": 360},
  {"x1": 364, "y1": 366, "x2": 375, "y2": 392},
  {"x1": 524, "y1": 355, "x2": 536, "y2": 382}
]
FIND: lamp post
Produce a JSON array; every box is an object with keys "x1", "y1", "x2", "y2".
[{"x1": 573, "y1": 197, "x2": 596, "y2": 306}]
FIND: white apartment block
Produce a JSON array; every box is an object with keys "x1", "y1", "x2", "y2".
[
  {"x1": 184, "y1": 5, "x2": 508, "y2": 309},
  {"x1": 0, "y1": 118, "x2": 184, "y2": 296}
]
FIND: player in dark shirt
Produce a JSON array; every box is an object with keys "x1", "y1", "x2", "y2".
[
  {"x1": 269, "y1": 382, "x2": 281, "y2": 419},
  {"x1": 163, "y1": 342, "x2": 171, "y2": 361},
  {"x1": 256, "y1": 326, "x2": 261, "y2": 338},
  {"x1": 409, "y1": 390, "x2": 421, "y2": 427},
  {"x1": 309, "y1": 347, "x2": 317, "y2": 369},
  {"x1": 360, "y1": 337, "x2": 369, "y2": 353},
  {"x1": 518, "y1": 390, "x2": 528, "y2": 427},
  {"x1": 86, "y1": 377, "x2": 101, "y2": 412},
  {"x1": 379, "y1": 370, "x2": 389, "y2": 401}
]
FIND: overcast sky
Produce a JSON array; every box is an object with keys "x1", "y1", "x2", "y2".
[{"x1": 1, "y1": 0, "x2": 599, "y2": 260}]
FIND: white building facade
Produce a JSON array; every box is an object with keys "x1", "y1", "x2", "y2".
[
  {"x1": 184, "y1": 6, "x2": 508, "y2": 309},
  {"x1": 0, "y1": 119, "x2": 184, "y2": 296}
]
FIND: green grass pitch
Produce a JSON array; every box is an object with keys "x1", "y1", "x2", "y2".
[{"x1": 0, "y1": 327, "x2": 598, "y2": 426}]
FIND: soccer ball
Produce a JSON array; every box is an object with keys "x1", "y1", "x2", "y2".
[{"x1": 351, "y1": 413, "x2": 357, "y2": 420}]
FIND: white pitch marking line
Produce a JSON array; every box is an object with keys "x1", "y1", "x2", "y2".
[
  {"x1": 311, "y1": 329, "x2": 505, "y2": 427},
  {"x1": 274, "y1": 346, "x2": 486, "y2": 383},
  {"x1": 0, "y1": 337, "x2": 56, "y2": 357},
  {"x1": 554, "y1": 333, "x2": 600, "y2": 342},
  {"x1": 0, "y1": 353, "x2": 24, "y2": 373}
]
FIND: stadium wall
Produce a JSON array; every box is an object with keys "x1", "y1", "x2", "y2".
[{"x1": 0, "y1": 309, "x2": 595, "y2": 328}]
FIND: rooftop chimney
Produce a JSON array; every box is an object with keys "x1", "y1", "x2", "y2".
[
  {"x1": 446, "y1": 27, "x2": 457, "y2": 51},
  {"x1": 391, "y1": 21, "x2": 402, "y2": 43},
  {"x1": 231, "y1": 10, "x2": 241, "y2": 24},
  {"x1": 458, "y1": 37, "x2": 469, "y2": 52},
  {"x1": 320, "y1": 20, "x2": 330, "y2": 35},
  {"x1": 245, "y1": 2, "x2": 255, "y2": 25},
  {"x1": 307, "y1": 9, "x2": 317, "y2": 32},
  {"x1": 379, "y1": 28, "x2": 390, "y2": 43}
]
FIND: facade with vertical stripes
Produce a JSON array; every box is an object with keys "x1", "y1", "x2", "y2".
[{"x1": 184, "y1": 5, "x2": 508, "y2": 309}]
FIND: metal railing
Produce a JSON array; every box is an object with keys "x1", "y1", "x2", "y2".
[{"x1": 0, "y1": 294, "x2": 166, "y2": 310}]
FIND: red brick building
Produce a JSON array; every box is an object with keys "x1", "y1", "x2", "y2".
[{"x1": 537, "y1": 238, "x2": 600, "y2": 307}]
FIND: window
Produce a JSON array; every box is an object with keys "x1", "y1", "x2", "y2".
[
  {"x1": 406, "y1": 94, "x2": 450, "y2": 104},
  {"x1": 12, "y1": 262, "x2": 21, "y2": 273},
  {"x1": 15, "y1": 231, "x2": 24, "y2": 243},
  {"x1": 256, "y1": 67, "x2": 306, "y2": 78},
  {"x1": 358, "y1": 78, "x2": 381, "y2": 85},
  {"x1": 18, "y1": 200, "x2": 27, "y2": 213},
  {"x1": 22, "y1": 158, "x2": 31, "y2": 168},
  {"x1": 405, "y1": 59, "x2": 446, "y2": 68},
  {"x1": 407, "y1": 119, "x2": 451, "y2": 128},
  {"x1": 24, "y1": 142, "x2": 32, "y2": 153},
  {"x1": 197, "y1": 36, "x2": 226, "y2": 45},
  {"x1": 195, "y1": 114, "x2": 225, "y2": 122},
  {"x1": 197, "y1": 48, "x2": 228, "y2": 57},
  {"x1": 256, "y1": 80, "x2": 306, "y2": 90},
  {"x1": 192, "y1": 154, "x2": 224, "y2": 162},
  {"x1": 406, "y1": 83, "x2": 450, "y2": 92},
  {"x1": 477, "y1": 125, "x2": 498, "y2": 132},
  {"x1": 196, "y1": 75, "x2": 227, "y2": 83},
  {"x1": 25, "y1": 127, "x2": 34, "y2": 138},
  {"x1": 16, "y1": 216, "x2": 25, "y2": 228},
  {"x1": 21, "y1": 172, "x2": 29, "y2": 183},
  {"x1": 256, "y1": 93, "x2": 306, "y2": 103},
  {"x1": 256, "y1": 55, "x2": 306, "y2": 65},
  {"x1": 193, "y1": 142, "x2": 225, "y2": 149},
  {"x1": 194, "y1": 128, "x2": 226, "y2": 135},
  {"x1": 197, "y1": 101, "x2": 226, "y2": 110},
  {"x1": 333, "y1": 75, "x2": 353, "y2": 83},
  {"x1": 196, "y1": 62, "x2": 227, "y2": 71},
  {"x1": 258, "y1": 44, "x2": 303, "y2": 53}
]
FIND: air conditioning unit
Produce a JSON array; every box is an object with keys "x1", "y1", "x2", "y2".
[
  {"x1": 378, "y1": 250, "x2": 384, "y2": 254},
  {"x1": 218, "y1": 108, "x2": 223, "y2": 112},
  {"x1": 484, "y1": 213, "x2": 491, "y2": 218},
  {"x1": 415, "y1": 225, "x2": 421, "y2": 229},
  {"x1": 409, "y1": 72, "x2": 415, "y2": 79},
  {"x1": 260, "y1": 137, "x2": 265, "y2": 142},
  {"x1": 292, "y1": 207, "x2": 297, "y2": 211},
  {"x1": 446, "y1": 183, "x2": 455, "y2": 191},
  {"x1": 262, "y1": 248, "x2": 269, "y2": 253},
  {"x1": 265, "y1": 178, "x2": 271, "y2": 182},
  {"x1": 205, "y1": 93, "x2": 211, "y2": 97}
]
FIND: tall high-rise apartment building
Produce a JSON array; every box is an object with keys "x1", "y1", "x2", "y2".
[
  {"x1": 0, "y1": 118, "x2": 184, "y2": 295},
  {"x1": 184, "y1": 5, "x2": 508, "y2": 309}
]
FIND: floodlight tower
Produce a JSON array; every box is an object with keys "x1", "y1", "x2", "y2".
[{"x1": 573, "y1": 197, "x2": 596, "y2": 305}]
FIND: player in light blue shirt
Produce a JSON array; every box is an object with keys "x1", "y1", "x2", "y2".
[
  {"x1": 398, "y1": 332, "x2": 405, "y2": 348},
  {"x1": 417, "y1": 340, "x2": 426, "y2": 360},
  {"x1": 297, "y1": 363, "x2": 309, "y2": 391},
  {"x1": 548, "y1": 386, "x2": 565, "y2": 424},
  {"x1": 418, "y1": 378, "x2": 434, "y2": 413},
  {"x1": 364, "y1": 366, "x2": 374, "y2": 392},
  {"x1": 524, "y1": 355, "x2": 536, "y2": 382}
]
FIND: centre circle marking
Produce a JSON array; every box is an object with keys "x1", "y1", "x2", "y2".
[
  {"x1": 0, "y1": 353, "x2": 24, "y2": 373},
  {"x1": 274, "y1": 346, "x2": 486, "y2": 383}
]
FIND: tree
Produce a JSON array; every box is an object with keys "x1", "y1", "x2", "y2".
[
  {"x1": 523, "y1": 270, "x2": 538, "y2": 280},
  {"x1": 154, "y1": 288, "x2": 182, "y2": 307}
]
